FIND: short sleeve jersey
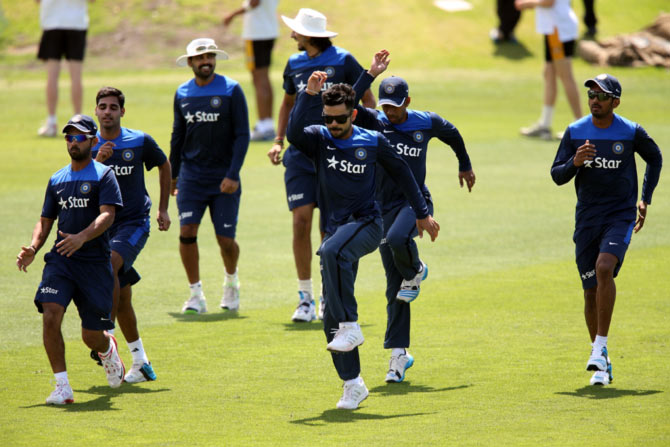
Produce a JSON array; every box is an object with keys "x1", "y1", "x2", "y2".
[
  {"x1": 170, "y1": 74, "x2": 250, "y2": 183},
  {"x1": 551, "y1": 114, "x2": 663, "y2": 228},
  {"x1": 92, "y1": 128, "x2": 166, "y2": 227},
  {"x1": 282, "y1": 46, "x2": 365, "y2": 127},
  {"x1": 42, "y1": 161, "x2": 123, "y2": 262}
]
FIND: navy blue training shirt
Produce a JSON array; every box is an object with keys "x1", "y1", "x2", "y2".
[
  {"x1": 92, "y1": 127, "x2": 167, "y2": 226},
  {"x1": 41, "y1": 160, "x2": 123, "y2": 262},
  {"x1": 170, "y1": 74, "x2": 250, "y2": 182},
  {"x1": 286, "y1": 92, "x2": 429, "y2": 234},
  {"x1": 551, "y1": 114, "x2": 662, "y2": 228}
]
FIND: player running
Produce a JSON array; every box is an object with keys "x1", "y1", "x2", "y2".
[
  {"x1": 351, "y1": 65, "x2": 475, "y2": 384},
  {"x1": 286, "y1": 52, "x2": 440, "y2": 410},
  {"x1": 551, "y1": 74, "x2": 662, "y2": 386},
  {"x1": 90, "y1": 87, "x2": 171, "y2": 383}
]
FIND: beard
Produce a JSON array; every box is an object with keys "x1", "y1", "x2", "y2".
[
  {"x1": 69, "y1": 144, "x2": 91, "y2": 161},
  {"x1": 193, "y1": 63, "x2": 215, "y2": 80}
]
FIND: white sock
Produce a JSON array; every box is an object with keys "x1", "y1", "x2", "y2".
[
  {"x1": 127, "y1": 338, "x2": 149, "y2": 365},
  {"x1": 189, "y1": 281, "x2": 203, "y2": 296},
  {"x1": 594, "y1": 335, "x2": 608, "y2": 349},
  {"x1": 54, "y1": 371, "x2": 69, "y2": 383},
  {"x1": 107, "y1": 328, "x2": 115, "y2": 336},
  {"x1": 298, "y1": 279, "x2": 313, "y2": 297},
  {"x1": 391, "y1": 348, "x2": 406, "y2": 357},
  {"x1": 344, "y1": 375, "x2": 362, "y2": 386},
  {"x1": 539, "y1": 105, "x2": 554, "y2": 128},
  {"x1": 224, "y1": 269, "x2": 238, "y2": 285},
  {"x1": 47, "y1": 115, "x2": 57, "y2": 125}
]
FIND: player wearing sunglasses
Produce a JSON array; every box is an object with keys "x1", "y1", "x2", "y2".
[
  {"x1": 551, "y1": 74, "x2": 663, "y2": 386},
  {"x1": 286, "y1": 51, "x2": 440, "y2": 410}
]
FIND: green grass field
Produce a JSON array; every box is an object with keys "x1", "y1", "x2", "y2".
[{"x1": 1, "y1": 1, "x2": 669, "y2": 446}]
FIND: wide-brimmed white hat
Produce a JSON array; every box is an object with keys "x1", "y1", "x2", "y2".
[
  {"x1": 176, "y1": 38, "x2": 229, "y2": 67},
  {"x1": 281, "y1": 8, "x2": 338, "y2": 38}
]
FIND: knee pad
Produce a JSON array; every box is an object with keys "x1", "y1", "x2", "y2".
[{"x1": 179, "y1": 236, "x2": 197, "y2": 245}]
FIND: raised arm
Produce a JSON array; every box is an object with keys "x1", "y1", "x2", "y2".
[{"x1": 285, "y1": 72, "x2": 327, "y2": 159}]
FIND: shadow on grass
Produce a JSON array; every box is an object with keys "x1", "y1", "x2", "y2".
[
  {"x1": 168, "y1": 311, "x2": 247, "y2": 323},
  {"x1": 492, "y1": 40, "x2": 533, "y2": 60},
  {"x1": 20, "y1": 384, "x2": 170, "y2": 411},
  {"x1": 290, "y1": 408, "x2": 434, "y2": 426},
  {"x1": 555, "y1": 386, "x2": 663, "y2": 400},
  {"x1": 370, "y1": 382, "x2": 471, "y2": 397}
]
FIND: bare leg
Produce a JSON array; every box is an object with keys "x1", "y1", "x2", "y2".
[
  {"x1": 583, "y1": 287, "x2": 597, "y2": 342},
  {"x1": 292, "y1": 203, "x2": 315, "y2": 280},
  {"x1": 109, "y1": 251, "x2": 123, "y2": 321},
  {"x1": 42, "y1": 302, "x2": 67, "y2": 373},
  {"x1": 81, "y1": 328, "x2": 111, "y2": 353},
  {"x1": 45, "y1": 59, "x2": 61, "y2": 117},
  {"x1": 543, "y1": 62, "x2": 558, "y2": 108},
  {"x1": 553, "y1": 57, "x2": 582, "y2": 119},
  {"x1": 179, "y1": 223, "x2": 200, "y2": 284},
  {"x1": 251, "y1": 67, "x2": 273, "y2": 122},
  {"x1": 594, "y1": 253, "x2": 617, "y2": 337},
  {"x1": 217, "y1": 235, "x2": 240, "y2": 275},
  {"x1": 117, "y1": 284, "x2": 139, "y2": 343},
  {"x1": 67, "y1": 60, "x2": 83, "y2": 115}
]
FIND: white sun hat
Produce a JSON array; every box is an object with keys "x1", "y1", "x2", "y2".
[
  {"x1": 176, "y1": 38, "x2": 229, "y2": 67},
  {"x1": 281, "y1": 8, "x2": 338, "y2": 38}
]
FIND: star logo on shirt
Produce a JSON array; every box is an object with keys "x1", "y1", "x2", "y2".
[
  {"x1": 297, "y1": 80, "x2": 307, "y2": 92},
  {"x1": 326, "y1": 155, "x2": 338, "y2": 170},
  {"x1": 58, "y1": 197, "x2": 68, "y2": 209},
  {"x1": 583, "y1": 159, "x2": 593, "y2": 168},
  {"x1": 185, "y1": 111, "x2": 195, "y2": 124}
]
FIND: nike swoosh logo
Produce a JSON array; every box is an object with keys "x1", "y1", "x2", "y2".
[
  {"x1": 383, "y1": 129, "x2": 394, "y2": 134},
  {"x1": 224, "y1": 224, "x2": 232, "y2": 228},
  {"x1": 181, "y1": 103, "x2": 189, "y2": 108},
  {"x1": 294, "y1": 73, "x2": 301, "y2": 78},
  {"x1": 56, "y1": 189, "x2": 65, "y2": 194},
  {"x1": 326, "y1": 145, "x2": 336, "y2": 150},
  {"x1": 608, "y1": 242, "x2": 618, "y2": 246}
]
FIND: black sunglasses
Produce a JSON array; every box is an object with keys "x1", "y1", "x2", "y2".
[
  {"x1": 587, "y1": 90, "x2": 614, "y2": 101},
  {"x1": 322, "y1": 112, "x2": 351, "y2": 124}
]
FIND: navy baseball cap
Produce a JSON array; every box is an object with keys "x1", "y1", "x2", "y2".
[
  {"x1": 584, "y1": 74, "x2": 622, "y2": 98},
  {"x1": 378, "y1": 76, "x2": 409, "y2": 107},
  {"x1": 62, "y1": 114, "x2": 98, "y2": 134}
]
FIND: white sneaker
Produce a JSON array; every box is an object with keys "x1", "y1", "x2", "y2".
[
  {"x1": 124, "y1": 362, "x2": 157, "y2": 383},
  {"x1": 99, "y1": 334, "x2": 125, "y2": 388},
  {"x1": 336, "y1": 377, "x2": 369, "y2": 410},
  {"x1": 182, "y1": 294, "x2": 207, "y2": 314},
  {"x1": 385, "y1": 351, "x2": 415, "y2": 383},
  {"x1": 292, "y1": 291, "x2": 316, "y2": 322},
  {"x1": 586, "y1": 345, "x2": 608, "y2": 372},
  {"x1": 221, "y1": 281, "x2": 240, "y2": 311},
  {"x1": 38, "y1": 121, "x2": 58, "y2": 137},
  {"x1": 590, "y1": 370, "x2": 611, "y2": 386},
  {"x1": 327, "y1": 322, "x2": 364, "y2": 352},
  {"x1": 250, "y1": 127, "x2": 276, "y2": 142},
  {"x1": 317, "y1": 295, "x2": 325, "y2": 320},
  {"x1": 520, "y1": 122, "x2": 552, "y2": 140},
  {"x1": 46, "y1": 379, "x2": 74, "y2": 405},
  {"x1": 397, "y1": 262, "x2": 428, "y2": 302}
]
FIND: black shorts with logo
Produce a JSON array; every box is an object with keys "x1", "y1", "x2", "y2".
[
  {"x1": 38, "y1": 29, "x2": 88, "y2": 61},
  {"x1": 245, "y1": 39, "x2": 275, "y2": 70}
]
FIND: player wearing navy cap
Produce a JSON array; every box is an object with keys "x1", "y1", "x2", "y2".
[
  {"x1": 16, "y1": 114, "x2": 125, "y2": 404},
  {"x1": 286, "y1": 54, "x2": 440, "y2": 410},
  {"x1": 170, "y1": 38, "x2": 250, "y2": 314},
  {"x1": 551, "y1": 74, "x2": 663, "y2": 386},
  {"x1": 268, "y1": 8, "x2": 376, "y2": 323},
  {"x1": 350, "y1": 67, "x2": 475, "y2": 384},
  {"x1": 90, "y1": 87, "x2": 171, "y2": 383}
]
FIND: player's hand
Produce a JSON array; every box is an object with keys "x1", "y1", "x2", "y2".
[
  {"x1": 16, "y1": 245, "x2": 36, "y2": 272},
  {"x1": 95, "y1": 141, "x2": 115, "y2": 163},
  {"x1": 306, "y1": 71, "x2": 328, "y2": 94},
  {"x1": 56, "y1": 231, "x2": 85, "y2": 257},
  {"x1": 157, "y1": 209, "x2": 171, "y2": 231},
  {"x1": 220, "y1": 177, "x2": 240, "y2": 194},
  {"x1": 368, "y1": 49, "x2": 390, "y2": 78},
  {"x1": 170, "y1": 178, "x2": 178, "y2": 196},
  {"x1": 416, "y1": 216, "x2": 440, "y2": 242},
  {"x1": 268, "y1": 143, "x2": 283, "y2": 165},
  {"x1": 459, "y1": 169, "x2": 476, "y2": 192},
  {"x1": 222, "y1": 13, "x2": 235, "y2": 27},
  {"x1": 573, "y1": 139, "x2": 596, "y2": 167},
  {"x1": 634, "y1": 200, "x2": 648, "y2": 233}
]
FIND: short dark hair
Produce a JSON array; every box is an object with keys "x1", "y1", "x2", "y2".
[
  {"x1": 322, "y1": 83, "x2": 355, "y2": 111},
  {"x1": 96, "y1": 87, "x2": 125, "y2": 108},
  {"x1": 309, "y1": 37, "x2": 332, "y2": 53}
]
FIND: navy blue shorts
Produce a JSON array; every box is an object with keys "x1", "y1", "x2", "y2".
[
  {"x1": 283, "y1": 145, "x2": 318, "y2": 211},
  {"x1": 574, "y1": 220, "x2": 635, "y2": 289},
  {"x1": 109, "y1": 218, "x2": 149, "y2": 274},
  {"x1": 34, "y1": 253, "x2": 114, "y2": 331},
  {"x1": 177, "y1": 177, "x2": 241, "y2": 238}
]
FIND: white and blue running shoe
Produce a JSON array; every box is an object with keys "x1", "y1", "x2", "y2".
[{"x1": 397, "y1": 262, "x2": 428, "y2": 303}]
